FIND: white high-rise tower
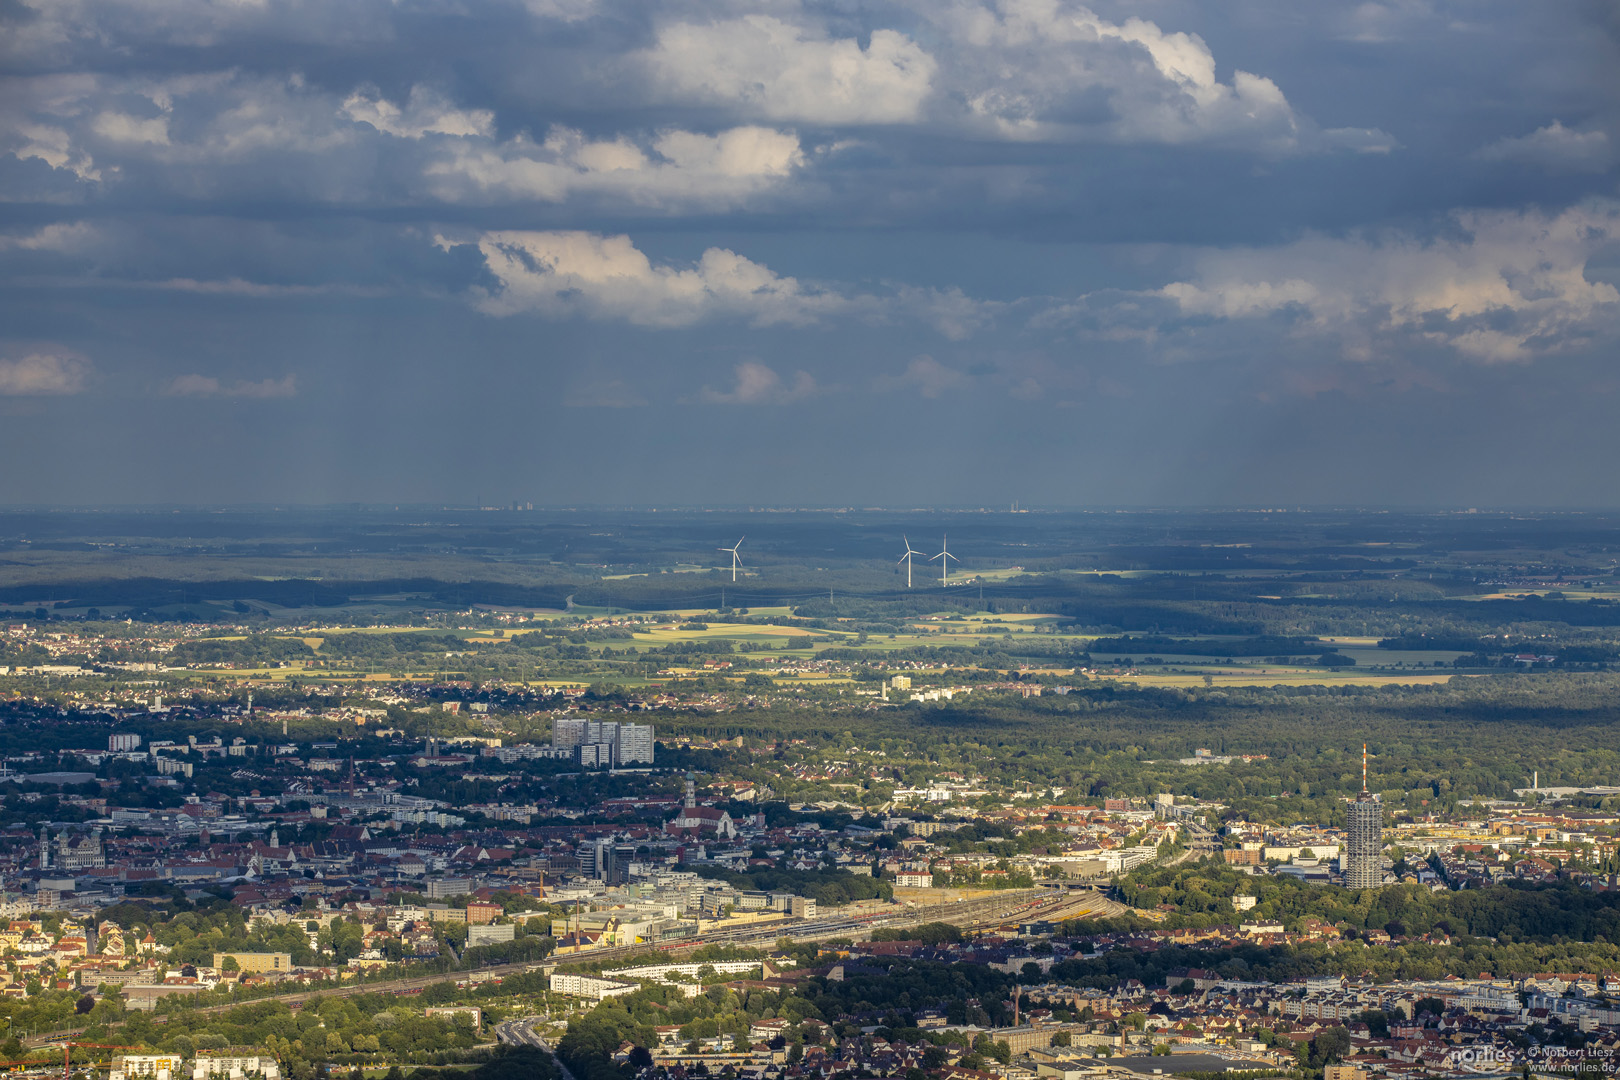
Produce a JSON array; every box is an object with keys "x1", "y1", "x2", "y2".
[{"x1": 1344, "y1": 743, "x2": 1383, "y2": 889}]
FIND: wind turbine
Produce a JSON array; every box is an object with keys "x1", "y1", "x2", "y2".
[
  {"x1": 898, "y1": 535, "x2": 925, "y2": 588},
  {"x1": 929, "y1": 534, "x2": 958, "y2": 587},
  {"x1": 718, "y1": 536, "x2": 745, "y2": 582}
]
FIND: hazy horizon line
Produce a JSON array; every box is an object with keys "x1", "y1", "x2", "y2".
[{"x1": 0, "y1": 503, "x2": 1613, "y2": 516}]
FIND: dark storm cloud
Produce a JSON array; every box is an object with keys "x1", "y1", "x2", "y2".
[{"x1": 1, "y1": 0, "x2": 1618, "y2": 506}]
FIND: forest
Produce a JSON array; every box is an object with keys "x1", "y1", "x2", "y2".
[{"x1": 1120, "y1": 867, "x2": 1620, "y2": 944}]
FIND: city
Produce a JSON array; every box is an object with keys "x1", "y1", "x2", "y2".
[
  {"x1": 3, "y1": 0, "x2": 1618, "y2": 1077},
  {"x1": 3, "y1": 529, "x2": 1620, "y2": 1080}
]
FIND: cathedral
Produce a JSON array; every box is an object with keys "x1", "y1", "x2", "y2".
[{"x1": 665, "y1": 773, "x2": 737, "y2": 839}]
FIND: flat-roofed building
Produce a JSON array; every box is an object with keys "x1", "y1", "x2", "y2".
[
  {"x1": 110, "y1": 1056, "x2": 183, "y2": 1080},
  {"x1": 213, "y1": 952, "x2": 291, "y2": 973},
  {"x1": 549, "y1": 972, "x2": 637, "y2": 1001},
  {"x1": 192, "y1": 1057, "x2": 280, "y2": 1080}
]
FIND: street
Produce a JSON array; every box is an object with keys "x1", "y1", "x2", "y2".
[{"x1": 495, "y1": 1016, "x2": 573, "y2": 1080}]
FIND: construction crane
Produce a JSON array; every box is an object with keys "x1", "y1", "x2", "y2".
[{"x1": 55, "y1": 1044, "x2": 141, "y2": 1080}]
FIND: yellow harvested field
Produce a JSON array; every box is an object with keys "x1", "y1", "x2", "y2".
[
  {"x1": 923, "y1": 612, "x2": 1055, "y2": 625},
  {"x1": 632, "y1": 624, "x2": 835, "y2": 645}
]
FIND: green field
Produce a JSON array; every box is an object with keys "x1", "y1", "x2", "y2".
[{"x1": 155, "y1": 606, "x2": 1490, "y2": 693}]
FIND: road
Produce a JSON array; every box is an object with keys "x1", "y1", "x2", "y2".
[
  {"x1": 496, "y1": 1015, "x2": 572, "y2": 1080},
  {"x1": 1160, "y1": 821, "x2": 1218, "y2": 868}
]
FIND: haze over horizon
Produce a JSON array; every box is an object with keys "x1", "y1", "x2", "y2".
[{"x1": 3, "y1": 1, "x2": 1618, "y2": 508}]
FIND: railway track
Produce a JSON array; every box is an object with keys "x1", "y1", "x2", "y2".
[{"x1": 27, "y1": 886, "x2": 1090, "y2": 1046}]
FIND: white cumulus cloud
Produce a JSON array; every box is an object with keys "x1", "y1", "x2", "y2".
[
  {"x1": 342, "y1": 86, "x2": 494, "y2": 140},
  {"x1": 642, "y1": 16, "x2": 938, "y2": 125},
  {"x1": 8, "y1": 122, "x2": 101, "y2": 181},
  {"x1": 895, "y1": 285, "x2": 1001, "y2": 340},
  {"x1": 0, "y1": 222, "x2": 98, "y2": 251},
  {"x1": 700, "y1": 361, "x2": 820, "y2": 404},
  {"x1": 636, "y1": 3, "x2": 1390, "y2": 152},
  {"x1": 425, "y1": 124, "x2": 805, "y2": 208},
  {"x1": 5, "y1": 70, "x2": 355, "y2": 191},
  {"x1": 1156, "y1": 203, "x2": 1620, "y2": 363},
  {"x1": 460, "y1": 230, "x2": 1006, "y2": 336},
  {"x1": 1476, "y1": 121, "x2": 1614, "y2": 173},
  {"x1": 459, "y1": 230, "x2": 1008, "y2": 336},
  {"x1": 465, "y1": 230, "x2": 854, "y2": 327},
  {"x1": 91, "y1": 110, "x2": 170, "y2": 145},
  {"x1": 928, "y1": 0, "x2": 1392, "y2": 150},
  {"x1": 4, "y1": 72, "x2": 814, "y2": 211},
  {"x1": 0, "y1": 352, "x2": 89, "y2": 395}
]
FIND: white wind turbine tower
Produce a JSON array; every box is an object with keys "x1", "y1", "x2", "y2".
[
  {"x1": 718, "y1": 536, "x2": 745, "y2": 582},
  {"x1": 898, "y1": 535, "x2": 925, "y2": 588},
  {"x1": 929, "y1": 534, "x2": 958, "y2": 587}
]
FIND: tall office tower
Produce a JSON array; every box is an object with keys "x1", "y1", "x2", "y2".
[
  {"x1": 581, "y1": 838, "x2": 618, "y2": 883},
  {"x1": 551, "y1": 717, "x2": 589, "y2": 749},
  {"x1": 558, "y1": 719, "x2": 655, "y2": 766},
  {"x1": 614, "y1": 722, "x2": 654, "y2": 765},
  {"x1": 1345, "y1": 743, "x2": 1384, "y2": 889}
]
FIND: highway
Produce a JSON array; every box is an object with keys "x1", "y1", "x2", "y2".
[{"x1": 495, "y1": 1016, "x2": 572, "y2": 1080}]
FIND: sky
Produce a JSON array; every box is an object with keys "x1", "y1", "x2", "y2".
[{"x1": 2, "y1": 0, "x2": 1619, "y2": 508}]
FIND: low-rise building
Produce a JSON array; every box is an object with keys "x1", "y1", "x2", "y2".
[
  {"x1": 192, "y1": 1057, "x2": 280, "y2": 1080},
  {"x1": 466, "y1": 902, "x2": 503, "y2": 925},
  {"x1": 467, "y1": 922, "x2": 516, "y2": 946},
  {"x1": 425, "y1": 1006, "x2": 483, "y2": 1028},
  {"x1": 110, "y1": 1056, "x2": 184, "y2": 1080},
  {"x1": 213, "y1": 952, "x2": 292, "y2": 973},
  {"x1": 550, "y1": 972, "x2": 638, "y2": 1001}
]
